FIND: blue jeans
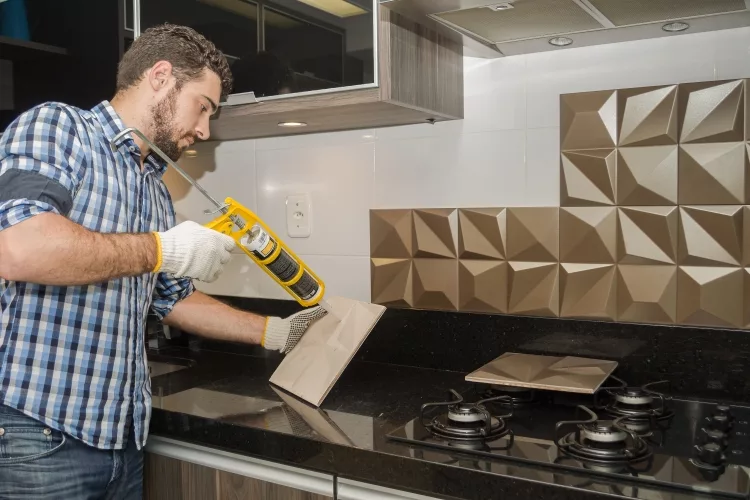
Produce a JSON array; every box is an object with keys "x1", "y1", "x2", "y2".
[{"x1": 0, "y1": 404, "x2": 143, "y2": 499}]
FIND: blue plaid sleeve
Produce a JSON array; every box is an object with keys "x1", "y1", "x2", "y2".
[
  {"x1": 151, "y1": 273, "x2": 195, "y2": 320},
  {"x1": 0, "y1": 103, "x2": 87, "y2": 230}
]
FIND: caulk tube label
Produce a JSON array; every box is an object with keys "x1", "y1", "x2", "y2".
[{"x1": 245, "y1": 224, "x2": 277, "y2": 259}]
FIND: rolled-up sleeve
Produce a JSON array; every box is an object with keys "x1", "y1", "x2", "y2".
[
  {"x1": 0, "y1": 103, "x2": 87, "y2": 231},
  {"x1": 150, "y1": 273, "x2": 195, "y2": 320}
]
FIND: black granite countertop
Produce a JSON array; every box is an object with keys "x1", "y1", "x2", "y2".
[{"x1": 146, "y1": 346, "x2": 734, "y2": 500}]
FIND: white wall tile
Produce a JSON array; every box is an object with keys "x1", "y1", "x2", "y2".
[
  {"x1": 715, "y1": 27, "x2": 750, "y2": 80},
  {"x1": 193, "y1": 253, "x2": 269, "y2": 298},
  {"x1": 255, "y1": 128, "x2": 377, "y2": 151},
  {"x1": 526, "y1": 128, "x2": 561, "y2": 206},
  {"x1": 255, "y1": 142, "x2": 375, "y2": 257},
  {"x1": 526, "y1": 30, "x2": 718, "y2": 128},
  {"x1": 261, "y1": 255, "x2": 371, "y2": 302}
]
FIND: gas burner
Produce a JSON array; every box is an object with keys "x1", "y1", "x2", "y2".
[
  {"x1": 420, "y1": 389, "x2": 513, "y2": 443},
  {"x1": 595, "y1": 377, "x2": 674, "y2": 433},
  {"x1": 481, "y1": 385, "x2": 539, "y2": 408},
  {"x1": 555, "y1": 406, "x2": 652, "y2": 465}
]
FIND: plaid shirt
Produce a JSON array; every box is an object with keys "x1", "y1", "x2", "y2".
[{"x1": 0, "y1": 101, "x2": 194, "y2": 450}]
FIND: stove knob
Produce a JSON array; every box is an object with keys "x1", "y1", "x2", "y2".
[
  {"x1": 707, "y1": 414, "x2": 733, "y2": 433},
  {"x1": 713, "y1": 405, "x2": 734, "y2": 421},
  {"x1": 701, "y1": 428, "x2": 729, "y2": 448},
  {"x1": 695, "y1": 443, "x2": 726, "y2": 466}
]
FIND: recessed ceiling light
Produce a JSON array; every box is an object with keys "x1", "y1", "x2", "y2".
[
  {"x1": 184, "y1": 149, "x2": 198, "y2": 157},
  {"x1": 662, "y1": 21, "x2": 689, "y2": 32},
  {"x1": 487, "y1": 3, "x2": 514, "y2": 11},
  {"x1": 278, "y1": 121, "x2": 308, "y2": 128},
  {"x1": 548, "y1": 37, "x2": 573, "y2": 47},
  {"x1": 295, "y1": 0, "x2": 367, "y2": 18}
]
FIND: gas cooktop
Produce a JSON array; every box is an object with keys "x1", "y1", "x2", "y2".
[{"x1": 387, "y1": 377, "x2": 750, "y2": 499}]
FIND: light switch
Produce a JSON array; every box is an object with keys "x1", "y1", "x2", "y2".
[{"x1": 286, "y1": 194, "x2": 311, "y2": 237}]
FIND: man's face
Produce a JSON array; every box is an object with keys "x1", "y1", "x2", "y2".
[{"x1": 149, "y1": 69, "x2": 221, "y2": 161}]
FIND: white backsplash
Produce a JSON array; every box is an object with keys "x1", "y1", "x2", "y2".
[{"x1": 167, "y1": 27, "x2": 750, "y2": 303}]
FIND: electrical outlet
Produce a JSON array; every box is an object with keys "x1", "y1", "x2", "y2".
[{"x1": 286, "y1": 194, "x2": 311, "y2": 237}]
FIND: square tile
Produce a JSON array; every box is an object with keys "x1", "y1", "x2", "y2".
[
  {"x1": 618, "y1": 207, "x2": 678, "y2": 265},
  {"x1": 526, "y1": 128, "x2": 561, "y2": 206},
  {"x1": 458, "y1": 208, "x2": 506, "y2": 260},
  {"x1": 508, "y1": 262, "x2": 559, "y2": 317},
  {"x1": 193, "y1": 253, "x2": 266, "y2": 298},
  {"x1": 561, "y1": 149, "x2": 617, "y2": 206},
  {"x1": 560, "y1": 90, "x2": 618, "y2": 151},
  {"x1": 678, "y1": 143, "x2": 747, "y2": 204},
  {"x1": 617, "y1": 146, "x2": 678, "y2": 205},
  {"x1": 678, "y1": 80, "x2": 744, "y2": 144},
  {"x1": 413, "y1": 209, "x2": 458, "y2": 259},
  {"x1": 461, "y1": 56, "x2": 527, "y2": 134},
  {"x1": 371, "y1": 258, "x2": 413, "y2": 308},
  {"x1": 745, "y1": 206, "x2": 750, "y2": 266},
  {"x1": 745, "y1": 268, "x2": 750, "y2": 329},
  {"x1": 459, "y1": 260, "x2": 508, "y2": 314},
  {"x1": 677, "y1": 266, "x2": 744, "y2": 328},
  {"x1": 256, "y1": 142, "x2": 374, "y2": 257},
  {"x1": 617, "y1": 85, "x2": 678, "y2": 147},
  {"x1": 678, "y1": 206, "x2": 744, "y2": 267},
  {"x1": 559, "y1": 263, "x2": 616, "y2": 319},
  {"x1": 506, "y1": 208, "x2": 559, "y2": 261},
  {"x1": 413, "y1": 259, "x2": 459, "y2": 311},
  {"x1": 715, "y1": 28, "x2": 750, "y2": 81},
  {"x1": 617, "y1": 265, "x2": 677, "y2": 324},
  {"x1": 370, "y1": 209, "x2": 413, "y2": 258},
  {"x1": 560, "y1": 207, "x2": 617, "y2": 264}
]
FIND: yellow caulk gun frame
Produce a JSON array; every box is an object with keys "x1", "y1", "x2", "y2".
[{"x1": 109, "y1": 127, "x2": 330, "y2": 310}]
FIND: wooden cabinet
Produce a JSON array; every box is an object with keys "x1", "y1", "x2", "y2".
[{"x1": 143, "y1": 436, "x2": 334, "y2": 500}]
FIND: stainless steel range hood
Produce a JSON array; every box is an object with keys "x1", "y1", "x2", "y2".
[{"x1": 381, "y1": 0, "x2": 750, "y2": 58}]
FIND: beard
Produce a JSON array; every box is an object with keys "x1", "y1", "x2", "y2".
[{"x1": 150, "y1": 87, "x2": 194, "y2": 162}]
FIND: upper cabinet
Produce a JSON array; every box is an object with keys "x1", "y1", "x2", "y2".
[{"x1": 134, "y1": 0, "x2": 463, "y2": 140}]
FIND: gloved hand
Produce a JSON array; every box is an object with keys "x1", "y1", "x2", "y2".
[
  {"x1": 262, "y1": 306, "x2": 328, "y2": 354},
  {"x1": 153, "y1": 221, "x2": 235, "y2": 282}
]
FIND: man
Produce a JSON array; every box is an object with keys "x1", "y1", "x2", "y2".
[{"x1": 0, "y1": 23, "x2": 325, "y2": 499}]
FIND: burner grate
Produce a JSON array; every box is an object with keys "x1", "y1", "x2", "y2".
[
  {"x1": 420, "y1": 389, "x2": 513, "y2": 442},
  {"x1": 595, "y1": 377, "x2": 674, "y2": 434}
]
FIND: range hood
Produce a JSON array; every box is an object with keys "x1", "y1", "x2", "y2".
[{"x1": 381, "y1": 0, "x2": 750, "y2": 58}]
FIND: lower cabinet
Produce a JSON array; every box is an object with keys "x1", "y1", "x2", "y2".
[
  {"x1": 143, "y1": 436, "x2": 333, "y2": 500},
  {"x1": 336, "y1": 478, "x2": 443, "y2": 500}
]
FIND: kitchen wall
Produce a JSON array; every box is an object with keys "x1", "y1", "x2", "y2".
[{"x1": 166, "y1": 26, "x2": 750, "y2": 304}]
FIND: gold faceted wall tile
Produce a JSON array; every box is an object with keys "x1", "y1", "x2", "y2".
[
  {"x1": 559, "y1": 263, "x2": 616, "y2": 319},
  {"x1": 678, "y1": 206, "x2": 744, "y2": 267},
  {"x1": 677, "y1": 267, "x2": 744, "y2": 328},
  {"x1": 679, "y1": 80, "x2": 744, "y2": 144},
  {"x1": 506, "y1": 208, "x2": 559, "y2": 261},
  {"x1": 413, "y1": 259, "x2": 458, "y2": 310},
  {"x1": 561, "y1": 90, "x2": 617, "y2": 151},
  {"x1": 618, "y1": 85, "x2": 678, "y2": 147},
  {"x1": 745, "y1": 268, "x2": 750, "y2": 328},
  {"x1": 745, "y1": 206, "x2": 750, "y2": 266},
  {"x1": 413, "y1": 209, "x2": 457, "y2": 259},
  {"x1": 560, "y1": 207, "x2": 617, "y2": 263},
  {"x1": 617, "y1": 146, "x2": 678, "y2": 205},
  {"x1": 370, "y1": 209, "x2": 412, "y2": 258},
  {"x1": 618, "y1": 207, "x2": 678, "y2": 265},
  {"x1": 679, "y1": 143, "x2": 747, "y2": 205},
  {"x1": 458, "y1": 208, "x2": 506, "y2": 259},
  {"x1": 508, "y1": 262, "x2": 559, "y2": 317},
  {"x1": 459, "y1": 260, "x2": 508, "y2": 313},
  {"x1": 561, "y1": 149, "x2": 617, "y2": 206},
  {"x1": 617, "y1": 265, "x2": 677, "y2": 324},
  {"x1": 370, "y1": 258, "x2": 413, "y2": 308}
]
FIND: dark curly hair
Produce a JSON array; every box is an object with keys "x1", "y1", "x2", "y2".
[{"x1": 116, "y1": 23, "x2": 233, "y2": 100}]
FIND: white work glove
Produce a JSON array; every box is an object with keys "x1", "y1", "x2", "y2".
[
  {"x1": 153, "y1": 221, "x2": 235, "y2": 282},
  {"x1": 262, "y1": 306, "x2": 328, "y2": 354}
]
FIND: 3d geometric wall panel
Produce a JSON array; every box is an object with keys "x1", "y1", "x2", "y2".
[
  {"x1": 561, "y1": 149, "x2": 617, "y2": 206},
  {"x1": 458, "y1": 208, "x2": 506, "y2": 259},
  {"x1": 506, "y1": 208, "x2": 559, "y2": 261},
  {"x1": 617, "y1": 146, "x2": 678, "y2": 205},
  {"x1": 559, "y1": 263, "x2": 616, "y2": 319},
  {"x1": 413, "y1": 209, "x2": 458, "y2": 259},
  {"x1": 560, "y1": 207, "x2": 617, "y2": 263},
  {"x1": 508, "y1": 262, "x2": 559, "y2": 317},
  {"x1": 617, "y1": 265, "x2": 677, "y2": 324},
  {"x1": 618, "y1": 207, "x2": 678, "y2": 265},
  {"x1": 370, "y1": 258, "x2": 413, "y2": 308},
  {"x1": 745, "y1": 206, "x2": 750, "y2": 266},
  {"x1": 561, "y1": 90, "x2": 617, "y2": 151},
  {"x1": 618, "y1": 85, "x2": 678, "y2": 147},
  {"x1": 678, "y1": 206, "x2": 744, "y2": 267},
  {"x1": 745, "y1": 268, "x2": 750, "y2": 328},
  {"x1": 413, "y1": 259, "x2": 458, "y2": 310},
  {"x1": 679, "y1": 80, "x2": 744, "y2": 144},
  {"x1": 679, "y1": 142, "x2": 747, "y2": 204},
  {"x1": 370, "y1": 209, "x2": 412, "y2": 258},
  {"x1": 677, "y1": 267, "x2": 744, "y2": 327},
  {"x1": 459, "y1": 260, "x2": 508, "y2": 313}
]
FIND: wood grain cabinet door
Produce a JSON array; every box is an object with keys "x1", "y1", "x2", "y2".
[{"x1": 217, "y1": 469, "x2": 332, "y2": 500}]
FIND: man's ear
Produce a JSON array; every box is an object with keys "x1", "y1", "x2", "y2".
[{"x1": 147, "y1": 60, "x2": 174, "y2": 91}]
